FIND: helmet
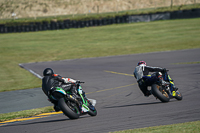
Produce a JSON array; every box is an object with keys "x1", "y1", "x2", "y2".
[
  {"x1": 43, "y1": 68, "x2": 54, "y2": 76},
  {"x1": 137, "y1": 61, "x2": 146, "y2": 66}
]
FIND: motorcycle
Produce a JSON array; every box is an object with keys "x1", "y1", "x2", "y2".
[
  {"x1": 49, "y1": 81, "x2": 97, "y2": 119},
  {"x1": 150, "y1": 70, "x2": 182, "y2": 102}
]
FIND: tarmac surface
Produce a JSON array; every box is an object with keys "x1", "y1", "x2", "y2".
[{"x1": 1, "y1": 49, "x2": 200, "y2": 133}]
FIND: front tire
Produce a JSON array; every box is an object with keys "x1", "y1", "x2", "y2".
[
  {"x1": 87, "y1": 100, "x2": 97, "y2": 116},
  {"x1": 58, "y1": 98, "x2": 80, "y2": 119},
  {"x1": 175, "y1": 90, "x2": 183, "y2": 100},
  {"x1": 151, "y1": 84, "x2": 170, "y2": 103}
]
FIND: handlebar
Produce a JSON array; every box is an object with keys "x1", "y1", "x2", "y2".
[
  {"x1": 65, "y1": 81, "x2": 85, "y2": 85},
  {"x1": 76, "y1": 81, "x2": 85, "y2": 84},
  {"x1": 162, "y1": 69, "x2": 169, "y2": 73}
]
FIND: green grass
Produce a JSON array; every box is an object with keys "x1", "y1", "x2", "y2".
[
  {"x1": 0, "y1": 18, "x2": 200, "y2": 92},
  {"x1": 0, "y1": 18, "x2": 200, "y2": 131},
  {"x1": 0, "y1": 106, "x2": 54, "y2": 122},
  {"x1": 110, "y1": 121, "x2": 200, "y2": 133}
]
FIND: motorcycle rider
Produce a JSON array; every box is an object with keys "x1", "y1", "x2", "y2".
[
  {"x1": 133, "y1": 61, "x2": 177, "y2": 97},
  {"x1": 42, "y1": 68, "x2": 85, "y2": 112}
]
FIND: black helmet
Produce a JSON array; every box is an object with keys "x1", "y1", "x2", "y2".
[{"x1": 43, "y1": 68, "x2": 54, "y2": 76}]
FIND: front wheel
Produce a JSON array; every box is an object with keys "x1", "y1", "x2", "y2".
[
  {"x1": 175, "y1": 90, "x2": 183, "y2": 100},
  {"x1": 58, "y1": 98, "x2": 80, "y2": 119},
  {"x1": 151, "y1": 84, "x2": 170, "y2": 103},
  {"x1": 87, "y1": 100, "x2": 97, "y2": 116}
]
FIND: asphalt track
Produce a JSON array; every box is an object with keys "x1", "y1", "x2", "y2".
[{"x1": 1, "y1": 49, "x2": 200, "y2": 133}]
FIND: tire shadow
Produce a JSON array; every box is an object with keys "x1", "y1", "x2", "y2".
[{"x1": 103, "y1": 101, "x2": 167, "y2": 109}]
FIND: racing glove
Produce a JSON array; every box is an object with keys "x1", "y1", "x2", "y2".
[
  {"x1": 63, "y1": 78, "x2": 76, "y2": 83},
  {"x1": 161, "y1": 68, "x2": 167, "y2": 73}
]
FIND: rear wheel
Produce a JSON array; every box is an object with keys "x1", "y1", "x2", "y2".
[
  {"x1": 58, "y1": 98, "x2": 80, "y2": 119},
  {"x1": 151, "y1": 84, "x2": 170, "y2": 102}
]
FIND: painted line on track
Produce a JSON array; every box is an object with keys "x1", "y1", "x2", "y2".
[
  {"x1": 86, "y1": 83, "x2": 136, "y2": 95},
  {"x1": 0, "y1": 112, "x2": 63, "y2": 126},
  {"x1": 86, "y1": 70, "x2": 137, "y2": 95},
  {"x1": 104, "y1": 70, "x2": 135, "y2": 77}
]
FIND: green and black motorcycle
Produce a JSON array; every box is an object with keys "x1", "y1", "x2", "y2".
[{"x1": 49, "y1": 81, "x2": 97, "y2": 119}]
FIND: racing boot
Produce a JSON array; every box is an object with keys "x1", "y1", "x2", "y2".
[
  {"x1": 54, "y1": 104, "x2": 61, "y2": 112},
  {"x1": 145, "y1": 90, "x2": 152, "y2": 97},
  {"x1": 48, "y1": 97, "x2": 61, "y2": 112}
]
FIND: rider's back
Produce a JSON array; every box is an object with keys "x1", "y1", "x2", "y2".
[
  {"x1": 134, "y1": 65, "x2": 163, "y2": 81},
  {"x1": 42, "y1": 76, "x2": 56, "y2": 96}
]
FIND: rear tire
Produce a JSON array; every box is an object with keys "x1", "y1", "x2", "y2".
[
  {"x1": 58, "y1": 98, "x2": 80, "y2": 119},
  {"x1": 151, "y1": 84, "x2": 170, "y2": 103}
]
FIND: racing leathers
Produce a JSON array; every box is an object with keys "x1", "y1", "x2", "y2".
[
  {"x1": 134, "y1": 65, "x2": 164, "y2": 96},
  {"x1": 42, "y1": 74, "x2": 82, "y2": 111}
]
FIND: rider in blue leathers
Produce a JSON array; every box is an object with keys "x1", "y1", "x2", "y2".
[{"x1": 134, "y1": 61, "x2": 177, "y2": 97}]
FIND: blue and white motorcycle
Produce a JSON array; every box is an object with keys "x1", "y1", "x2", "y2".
[
  {"x1": 150, "y1": 70, "x2": 182, "y2": 102},
  {"x1": 50, "y1": 81, "x2": 97, "y2": 119}
]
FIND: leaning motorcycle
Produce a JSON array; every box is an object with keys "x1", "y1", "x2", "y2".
[
  {"x1": 150, "y1": 71, "x2": 182, "y2": 102},
  {"x1": 49, "y1": 81, "x2": 97, "y2": 119}
]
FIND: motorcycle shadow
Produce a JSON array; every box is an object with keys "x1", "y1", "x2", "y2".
[{"x1": 103, "y1": 101, "x2": 165, "y2": 109}]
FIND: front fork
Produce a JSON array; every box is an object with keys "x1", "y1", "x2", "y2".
[
  {"x1": 76, "y1": 84, "x2": 87, "y2": 104},
  {"x1": 76, "y1": 84, "x2": 90, "y2": 112},
  {"x1": 165, "y1": 85, "x2": 176, "y2": 97}
]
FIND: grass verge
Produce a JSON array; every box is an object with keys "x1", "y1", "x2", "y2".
[
  {"x1": 0, "y1": 106, "x2": 54, "y2": 122},
  {"x1": 0, "y1": 18, "x2": 200, "y2": 92},
  {"x1": 110, "y1": 121, "x2": 200, "y2": 133}
]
